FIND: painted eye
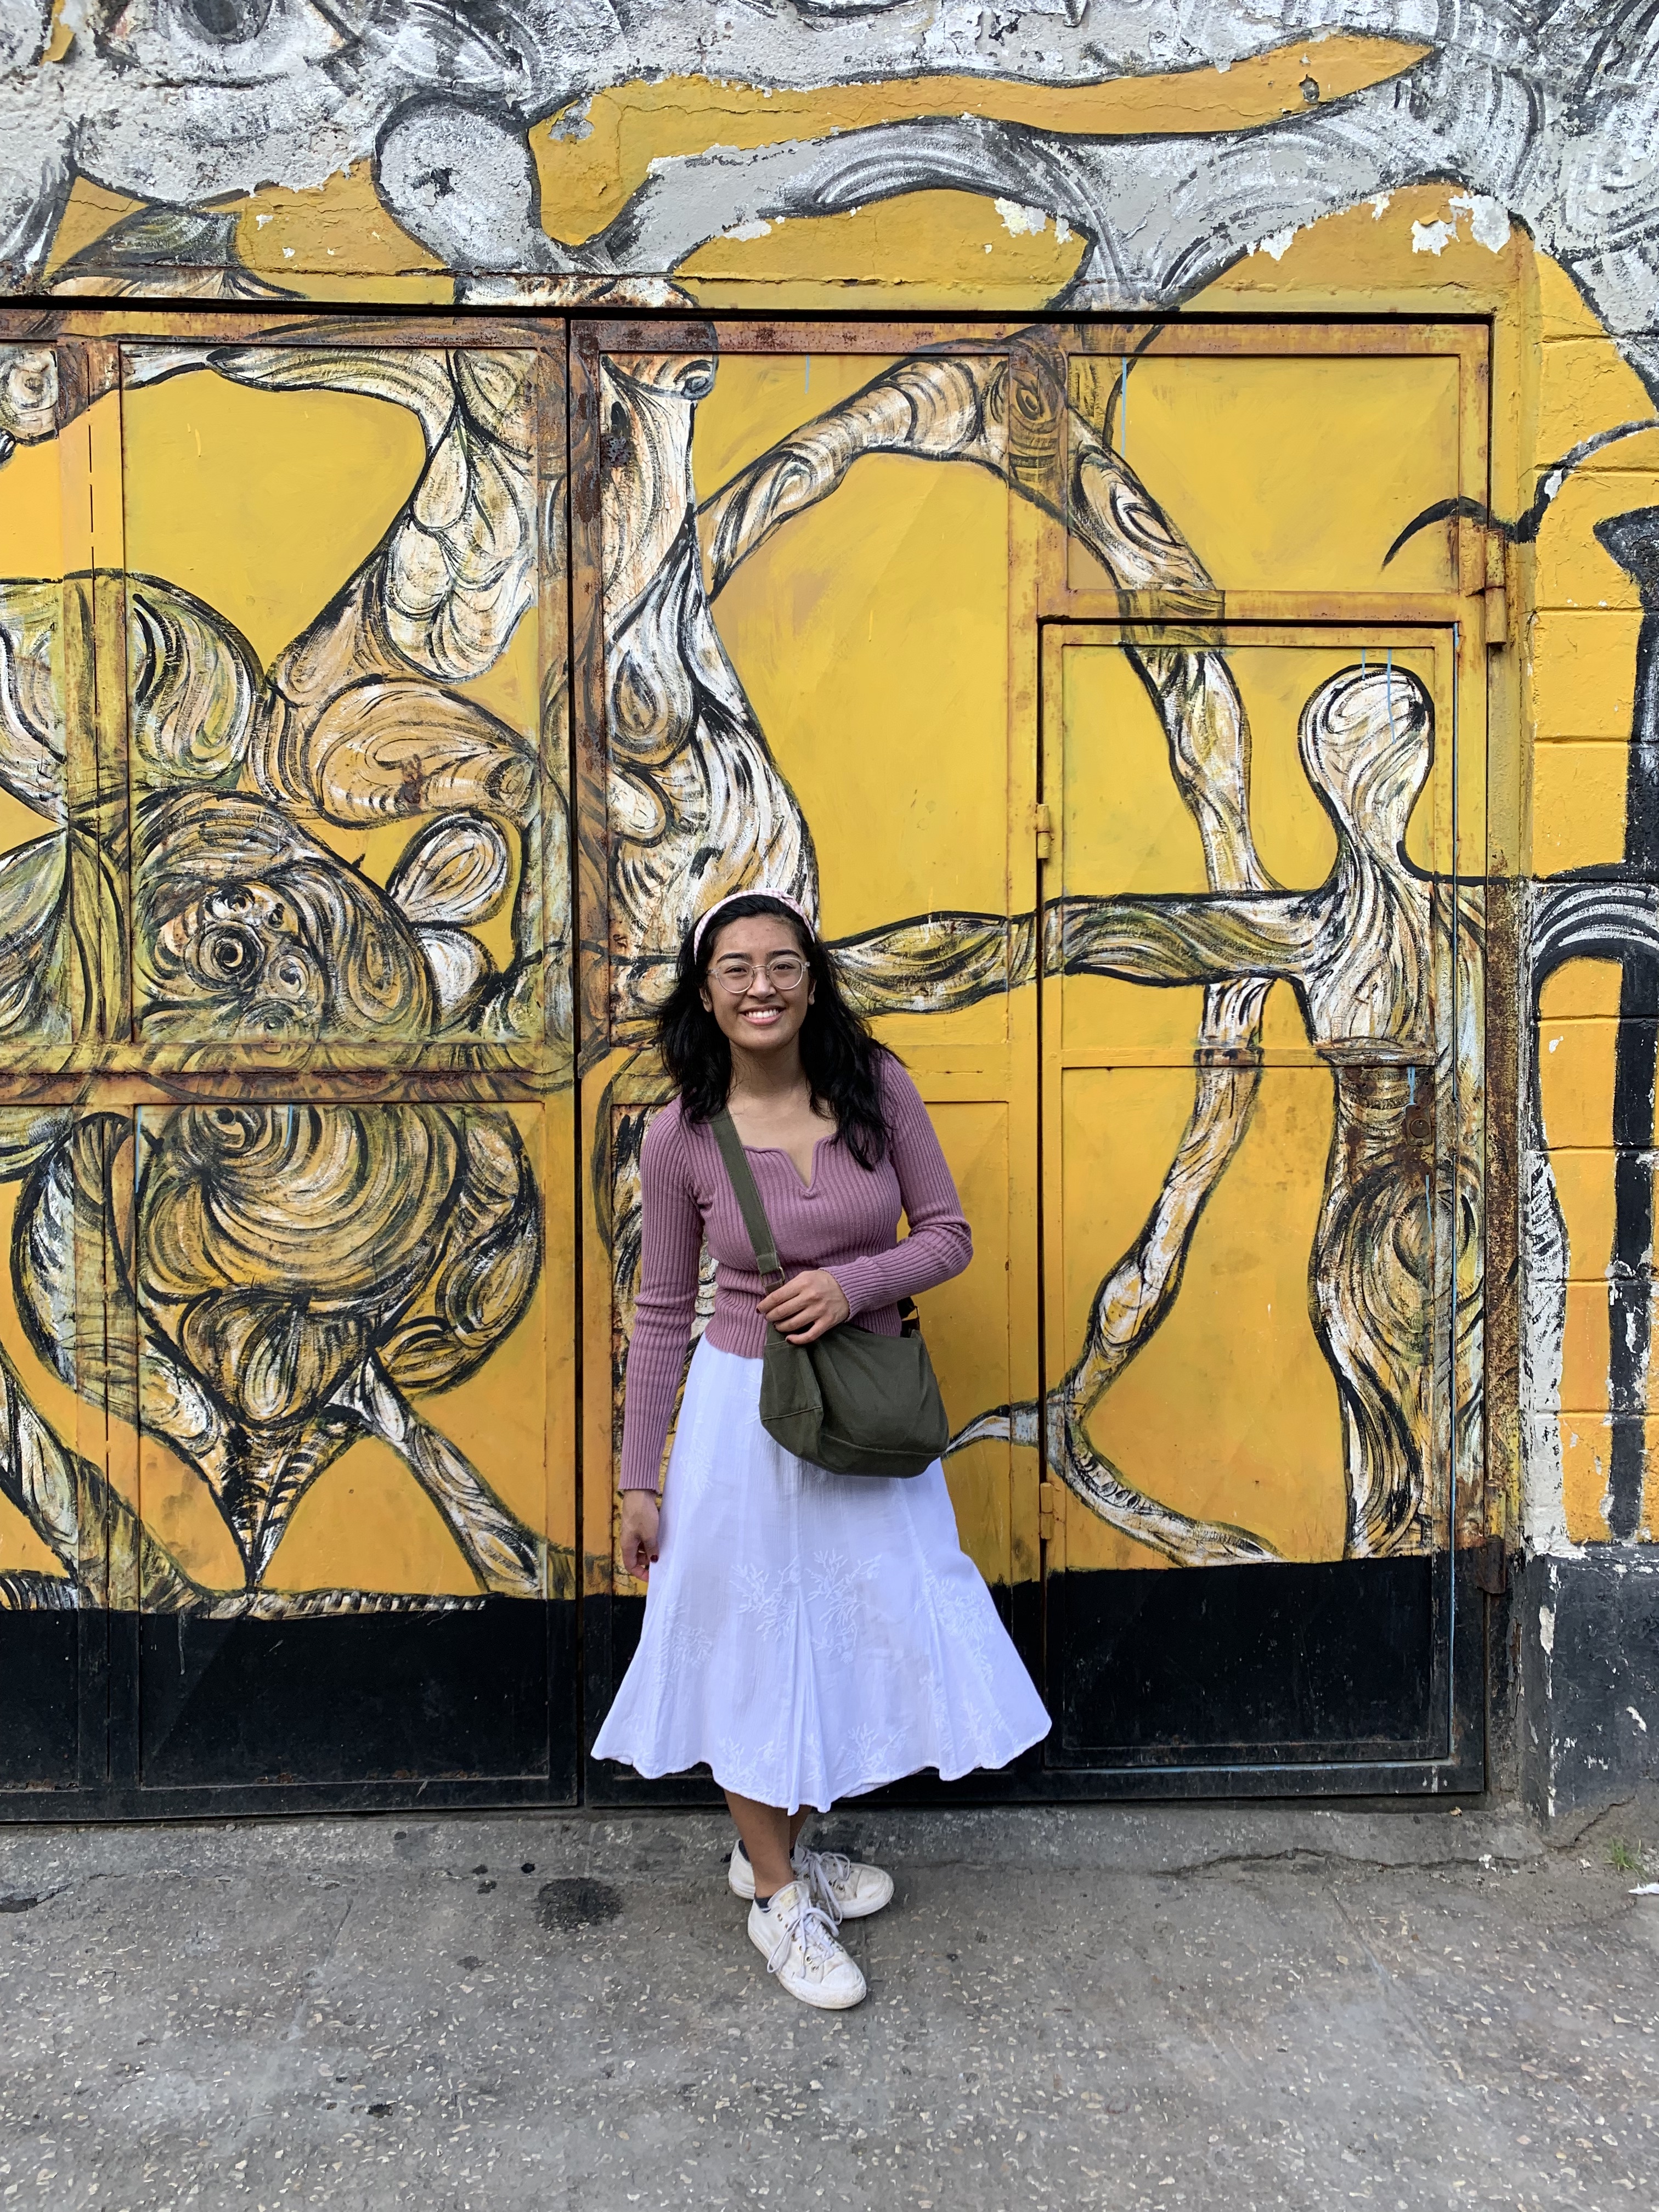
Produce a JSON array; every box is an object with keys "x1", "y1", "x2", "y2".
[
  {"x1": 205, "y1": 1108, "x2": 258, "y2": 1152},
  {"x1": 181, "y1": 0, "x2": 273, "y2": 41},
  {"x1": 267, "y1": 956, "x2": 310, "y2": 997},
  {"x1": 201, "y1": 925, "x2": 261, "y2": 980}
]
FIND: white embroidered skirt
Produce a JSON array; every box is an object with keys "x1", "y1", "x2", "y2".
[{"x1": 591, "y1": 1338, "x2": 1051, "y2": 1813}]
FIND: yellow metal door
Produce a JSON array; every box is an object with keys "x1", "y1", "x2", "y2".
[
  {"x1": 1036, "y1": 324, "x2": 1491, "y2": 1786},
  {"x1": 574, "y1": 324, "x2": 1043, "y2": 1790},
  {"x1": 0, "y1": 315, "x2": 578, "y2": 1806}
]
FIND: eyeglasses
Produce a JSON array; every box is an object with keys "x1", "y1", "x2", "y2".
[{"x1": 708, "y1": 953, "x2": 809, "y2": 993}]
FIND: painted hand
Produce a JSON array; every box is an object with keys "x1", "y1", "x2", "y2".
[
  {"x1": 757, "y1": 1269, "x2": 851, "y2": 1345},
  {"x1": 619, "y1": 1490, "x2": 661, "y2": 1584}
]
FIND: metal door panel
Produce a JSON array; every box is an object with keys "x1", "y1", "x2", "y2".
[
  {"x1": 1040, "y1": 611, "x2": 1482, "y2": 1784},
  {"x1": 1068, "y1": 349, "x2": 1465, "y2": 598},
  {"x1": 0, "y1": 316, "x2": 579, "y2": 1813},
  {"x1": 575, "y1": 324, "x2": 1040, "y2": 1798}
]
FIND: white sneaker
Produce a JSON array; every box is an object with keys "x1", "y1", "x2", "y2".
[
  {"x1": 748, "y1": 1881, "x2": 867, "y2": 2010},
  {"x1": 728, "y1": 1839, "x2": 894, "y2": 1923}
]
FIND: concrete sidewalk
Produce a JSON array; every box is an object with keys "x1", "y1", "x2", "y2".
[{"x1": 0, "y1": 1798, "x2": 1655, "y2": 2210}]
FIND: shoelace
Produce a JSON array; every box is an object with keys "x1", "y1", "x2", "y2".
[
  {"x1": 794, "y1": 1846, "x2": 855, "y2": 1927},
  {"x1": 764, "y1": 1895, "x2": 844, "y2": 1981}
]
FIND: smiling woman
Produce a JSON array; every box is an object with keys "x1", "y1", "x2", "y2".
[{"x1": 591, "y1": 888, "x2": 1048, "y2": 2010}]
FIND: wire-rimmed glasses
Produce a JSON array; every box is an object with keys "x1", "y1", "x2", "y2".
[{"x1": 707, "y1": 953, "x2": 810, "y2": 994}]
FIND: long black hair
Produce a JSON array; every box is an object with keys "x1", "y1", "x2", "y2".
[{"x1": 658, "y1": 894, "x2": 890, "y2": 1168}]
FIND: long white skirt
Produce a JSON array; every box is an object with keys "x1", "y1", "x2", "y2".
[{"x1": 592, "y1": 1339, "x2": 1051, "y2": 1813}]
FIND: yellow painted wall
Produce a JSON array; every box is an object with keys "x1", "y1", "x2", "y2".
[{"x1": 4, "y1": 53, "x2": 1655, "y2": 1613}]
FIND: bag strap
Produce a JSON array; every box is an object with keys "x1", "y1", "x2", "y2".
[{"x1": 710, "y1": 1108, "x2": 783, "y2": 1282}]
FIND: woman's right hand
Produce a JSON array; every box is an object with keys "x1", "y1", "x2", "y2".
[{"x1": 619, "y1": 1490, "x2": 661, "y2": 1584}]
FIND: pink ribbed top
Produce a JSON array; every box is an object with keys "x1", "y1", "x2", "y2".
[{"x1": 619, "y1": 1057, "x2": 972, "y2": 1491}]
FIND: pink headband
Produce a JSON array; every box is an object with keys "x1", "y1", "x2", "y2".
[{"x1": 691, "y1": 888, "x2": 815, "y2": 958}]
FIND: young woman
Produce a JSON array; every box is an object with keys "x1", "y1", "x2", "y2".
[{"x1": 592, "y1": 889, "x2": 1050, "y2": 2010}]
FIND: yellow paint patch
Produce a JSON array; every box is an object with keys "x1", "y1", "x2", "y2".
[
  {"x1": 44, "y1": 0, "x2": 75, "y2": 63},
  {"x1": 1537, "y1": 338, "x2": 1657, "y2": 461},
  {"x1": 269, "y1": 1438, "x2": 483, "y2": 1599},
  {"x1": 1559, "y1": 1282, "x2": 1612, "y2": 1420},
  {"x1": 1545, "y1": 1152, "x2": 1616, "y2": 1286},
  {"x1": 136, "y1": 1430, "x2": 247, "y2": 1592},
  {"x1": 122, "y1": 371, "x2": 425, "y2": 672},
  {"x1": 924, "y1": 1101, "x2": 1016, "y2": 1587},
  {"x1": 0, "y1": 411, "x2": 81, "y2": 579},
  {"x1": 230, "y1": 167, "x2": 453, "y2": 301},
  {"x1": 1531, "y1": 742, "x2": 1629, "y2": 873},
  {"x1": 1071, "y1": 353, "x2": 1460, "y2": 598},
  {"x1": 1195, "y1": 181, "x2": 1525, "y2": 307},
  {"x1": 533, "y1": 40, "x2": 1432, "y2": 249},
  {"x1": 1530, "y1": 612, "x2": 1642, "y2": 741},
  {"x1": 680, "y1": 190, "x2": 1085, "y2": 306},
  {"x1": 1538, "y1": 961, "x2": 1624, "y2": 1022},
  {"x1": 1559, "y1": 1417, "x2": 1615, "y2": 1544},
  {"x1": 42, "y1": 177, "x2": 146, "y2": 279},
  {"x1": 1535, "y1": 453, "x2": 1659, "y2": 611},
  {"x1": 1537, "y1": 1011, "x2": 1621, "y2": 1153}
]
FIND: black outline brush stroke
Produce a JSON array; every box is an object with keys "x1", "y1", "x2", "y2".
[{"x1": 1596, "y1": 509, "x2": 1659, "y2": 1539}]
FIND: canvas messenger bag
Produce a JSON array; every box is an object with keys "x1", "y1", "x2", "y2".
[{"x1": 710, "y1": 1108, "x2": 951, "y2": 1479}]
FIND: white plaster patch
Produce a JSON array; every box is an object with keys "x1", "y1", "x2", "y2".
[
  {"x1": 1629, "y1": 1705, "x2": 1650, "y2": 1733},
  {"x1": 1452, "y1": 191, "x2": 1512, "y2": 252},
  {"x1": 1414, "y1": 194, "x2": 1512, "y2": 257},
  {"x1": 1539, "y1": 1602, "x2": 1556, "y2": 1657},
  {"x1": 723, "y1": 218, "x2": 775, "y2": 241},
  {"x1": 1370, "y1": 193, "x2": 1392, "y2": 219},
  {"x1": 992, "y1": 199, "x2": 1073, "y2": 245},
  {"x1": 1250, "y1": 227, "x2": 1297, "y2": 262}
]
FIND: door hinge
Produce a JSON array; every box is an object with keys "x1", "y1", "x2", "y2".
[
  {"x1": 1038, "y1": 1481, "x2": 1058, "y2": 1542},
  {"x1": 1483, "y1": 529, "x2": 1509, "y2": 647},
  {"x1": 1032, "y1": 801, "x2": 1054, "y2": 861}
]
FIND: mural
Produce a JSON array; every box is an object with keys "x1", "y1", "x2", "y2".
[
  {"x1": 0, "y1": 307, "x2": 1489, "y2": 1614},
  {"x1": 2, "y1": 4, "x2": 1657, "y2": 408},
  {"x1": 0, "y1": 1, "x2": 1650, "y2": 1757},
  {"x1": 0, "y1": 333, "x2": 572, "y2": 1615},
  {"x1": 588, "y1": 330, "x2": 1480, "y2": 1571}
]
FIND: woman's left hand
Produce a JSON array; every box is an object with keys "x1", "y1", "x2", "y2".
[{"x1": 758, "y1": 1268, "x2": 851, "y2": 1345}]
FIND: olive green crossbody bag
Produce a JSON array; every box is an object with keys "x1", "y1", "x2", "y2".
[{"x1": 710, "y1": 1108, "x2": 950, "y2": 1479}]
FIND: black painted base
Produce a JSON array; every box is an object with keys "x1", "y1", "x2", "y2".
[
  {"x1": 1048, "y1": 1555, "x2": 1460, "y2": 1768},
  {"x1": 1516, "y1": 1549, "x2": 1659, "y2": 1819},
  {"x1": 0, "y1": 1599, "x2": 580, "y2": 1819},
  {"x1": 0, "y1": 1555, "x2": 1492, "y2": 1817},
  {"x1": 586, "y1": 1558, "x2": 1485, "y2": 1804}
]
